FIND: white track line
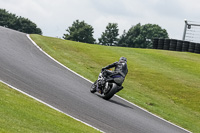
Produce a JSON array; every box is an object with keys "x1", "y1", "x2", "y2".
[
  {"x1": 115, "y1": 95, "x2": 191, "y2": 133},
  {"x1": 0, "y1": 80, "x2": 103, "y2": 132},
  {"x1": 27, "y1": 34, "x2": 192, "y2": 133},
  {"x1": 26, "y1": 34, "x2": 191, "y2": 133},
  {"x1": 2, "y1": 34, "x2": 190, "y2": 133}
]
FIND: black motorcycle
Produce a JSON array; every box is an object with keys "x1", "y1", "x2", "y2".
[{"x1": 90, "y1": 69, "x2": 124, "y2": 100}]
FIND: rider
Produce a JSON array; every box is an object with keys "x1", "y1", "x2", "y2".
[{"x1": 101, "y1": 57, "x2": 128, "y2": 91}]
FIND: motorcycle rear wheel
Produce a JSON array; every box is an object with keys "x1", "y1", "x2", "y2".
[{"x1": 102, "y1": 83, "x2": 118, "y2": 100}]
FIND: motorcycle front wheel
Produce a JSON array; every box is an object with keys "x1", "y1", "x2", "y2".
[{"x1": 90, "y1": 80, "x2": 97, "y2": 93}]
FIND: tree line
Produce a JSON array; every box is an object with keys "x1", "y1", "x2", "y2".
[
  {"x1": 1, "y1": 9, "x2": 168, "y2": 48},
  {"x1": 0, "y1": 9, "x2": 42, "y2": 35},
  {"x1": 63, "y1": 20, "x2": 169, "y2": 48}
]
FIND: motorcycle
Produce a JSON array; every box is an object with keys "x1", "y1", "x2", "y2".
[{"x1": 90, "y1": 69, "x2": 124, "y2": 100}]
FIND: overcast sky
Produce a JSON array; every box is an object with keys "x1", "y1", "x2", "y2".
[{"x1": 1, "y1": 0, "x2": 200, "y2": 41}]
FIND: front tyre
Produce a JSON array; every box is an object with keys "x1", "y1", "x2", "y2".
[{"x1": 90, "y1": 80, "x2": 97, "y2": 93}]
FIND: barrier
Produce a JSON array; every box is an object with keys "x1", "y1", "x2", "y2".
[
  {"x1": 188, "y1": 42, "x2": 196, "y2": 53},
  {"x1": 176, "y1": 40, "x2": 183, "y2": 51},
  {"x1": 153, "y1": 38, "x2": 159, "y2": 49},
  {"x1": 169, "y1": 39, "x2": 177, "y2": 51},
  {"x1": 163, "y1": 39, "x2": 170, "y2": 50},
  {"x1": 158, "y1": 38, "x2": 164, "y2": 49},
  {"x1": 182, "y1": 41, "x2": 189, "y2": 52},
  {"x1": 194, "y1": 43, "x2": 200, "y2": 53},
  {"x1": 152, "y1": 38, "x2": 199, "y2": 54}
]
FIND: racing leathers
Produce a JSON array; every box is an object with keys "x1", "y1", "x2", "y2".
[{"x1": 102, "y1": 60, "x2": 128, "y2": 86}]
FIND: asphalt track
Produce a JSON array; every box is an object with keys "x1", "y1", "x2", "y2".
[{"x1": 0, "y1": 26, "x2": 190, "y2": 133}]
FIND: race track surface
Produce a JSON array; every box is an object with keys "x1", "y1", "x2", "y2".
[{"x1": 0, "y1": 26, "x2": 189, "y2": 133}]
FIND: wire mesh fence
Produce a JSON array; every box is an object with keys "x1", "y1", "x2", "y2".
[{"x1": 183, "y1": 20, "x2": 200, "y2": 43}]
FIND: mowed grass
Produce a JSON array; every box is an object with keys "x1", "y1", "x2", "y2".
[
  {"x1": 30, "y1": 34, "x2": 200, "y2": 133},
  {"x1": 0, "y1": 82, "x2": 100, "y2": 133}
]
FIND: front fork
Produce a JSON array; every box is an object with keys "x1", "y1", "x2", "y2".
[{"x1": 96, "y1": 79, "x2": 106, "y2": 94}]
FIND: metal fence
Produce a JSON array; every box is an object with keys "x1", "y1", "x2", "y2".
[{"x1": 183, "y1": 19, "x2": 200, "y2": 43}]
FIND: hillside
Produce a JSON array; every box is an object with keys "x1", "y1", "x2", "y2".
[
  {"x1": 31, "y1": 34, "x2": 200, "y2": 132},
  {"x1": 0, "y1": 82, "x2": 100, "y2": 133}
]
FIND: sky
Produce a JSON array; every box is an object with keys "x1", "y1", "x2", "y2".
[{"x1": 1, "y1": 0, "x2": 200, "y2": 42}]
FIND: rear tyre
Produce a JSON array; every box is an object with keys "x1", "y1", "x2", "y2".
[{"x1": 102, "y1": 83, "x2": 118, "y2": 100}]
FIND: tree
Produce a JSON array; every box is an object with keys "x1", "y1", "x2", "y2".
[
  {"x1": 118, "y1": 23, "x2": 141, "y2": 47},
  {"x1": 117, "y1": 23, "x2": 168, "y2": 48},
  {"x1": 0, "y1": 9, "x2": 42, "y2": 34},
  {"x1": 117, "y1": 30, "x2": 128, "y2": 47},
  {"x1": 0, "y1": 9, "x2": 16, "y2": 28},
  {"x1": 139, "y1": 24, "x2": 169, "y2": 48},
  {"x1": 63, "y1": 20, "x2": 96, "y2": 44},
  {"x1": 13, "y1": 17, "x2": 42, "y2": 34},
  {"x1": 98, "y1": 23, "x2": 119, "y2": 46}
]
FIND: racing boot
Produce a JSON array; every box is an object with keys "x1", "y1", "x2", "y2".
[{"x1": 116, "y1": 86, "x2": 123, "y2": 92}]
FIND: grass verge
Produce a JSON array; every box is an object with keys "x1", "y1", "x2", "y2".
[
  {"x1": 0, "y1": 82, "x2": 100, "y2": 133},
  {"x1": 30, "y1": 34, "x2": 200, "y2": 132}
]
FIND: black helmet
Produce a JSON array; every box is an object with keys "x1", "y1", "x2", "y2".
[{"x1": 119, "y1": 57, "x2": 127, "y2": 63}]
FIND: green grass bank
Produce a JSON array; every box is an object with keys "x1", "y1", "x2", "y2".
[
  {"x1": 0, "y1": 82, "x2": 100, "y2": 133},
  {"x1": 30, "y1": 34, "x2": 200, "y2": 132}
]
